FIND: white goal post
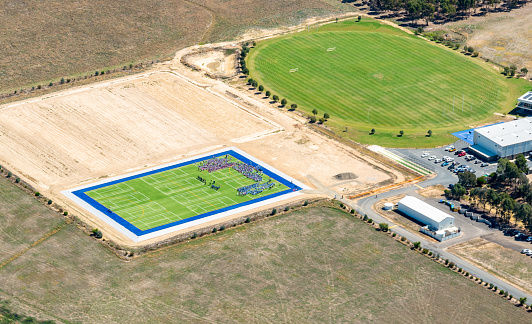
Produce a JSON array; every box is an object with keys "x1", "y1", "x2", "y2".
[
  {"x1": 326, "y1": 47, "x2": 336, "y2": 52},
  {"x1": 289, "y1": 68, "x2": 298, "y2": 73}
]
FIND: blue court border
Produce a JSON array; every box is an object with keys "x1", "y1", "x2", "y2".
[
  {"x1": 452, "y1": 122, "x2": 504, "y2": 145},
  {"x1": 72, "y1": 150, "x2": 302, "y2": 237}
]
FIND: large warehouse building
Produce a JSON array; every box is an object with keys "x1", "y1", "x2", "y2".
[
  {"x1": 516, "y1": 91, "x2": 532, "y2": 113},
  {"x1": 469, "y1": 117, "x2": 532, "y2": 161},
  {"x1": 397, "y1": 196, "x2": 459, "y2": 241}
]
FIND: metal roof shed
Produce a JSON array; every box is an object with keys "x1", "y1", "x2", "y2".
[{"x1": 397, "y1": 196, "x2": 455, "y2": 231}]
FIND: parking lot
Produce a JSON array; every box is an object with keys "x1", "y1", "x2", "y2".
[{"x1": 389, "y1": 140, "x2": 498, "y2": 183}]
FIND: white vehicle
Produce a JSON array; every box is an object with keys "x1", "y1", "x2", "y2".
[
  {"x1": 428, "y1": 156, "x2": 436, "y2": 161},
  {"x1": 421, "y1": 152, "x2": 429, "y2": 158},
  {"x1": 445, "y1": 157, "x2": 454, "y2": 162},
  {"x1": 435, "y1": 158, "x2": 442, "y2": 163},
  {"x1": 521, "y1": 249, "x2": 532, "y2": 254},
  {"x1": 445, "y1": 145, "x2": 455, "y2": 151}
]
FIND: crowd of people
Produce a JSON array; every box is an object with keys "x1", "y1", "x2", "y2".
[
  {"x1": 232, "y1": 163, "x2": 263, "y2": 182},
  {"x1": 197, "y1": 156, "x2": 235, "y2": 173},
  {"x1": 237, "y1": 180, "x2": 275, "y2": 196}
]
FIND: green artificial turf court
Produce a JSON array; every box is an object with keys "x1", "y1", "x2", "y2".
[
  {"x1": 85, "y1": 155, "x2": 289, "y2": 231},
  {"x1": 247, "y1": 17, "x2": 530, "y2": 147}
]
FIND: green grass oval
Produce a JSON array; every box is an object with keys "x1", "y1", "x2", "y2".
[{"x1": 248, "y1": 18, "x2": 528, "y2": 148}]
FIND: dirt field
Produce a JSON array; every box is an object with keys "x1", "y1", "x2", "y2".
[
  {"x1": 431, "y1": 5, "x2": 532, "y2": 71},
  {"x1": 0, "y1": 206, "x2": 527, "y2": 323},
  {"x1": 0, "y1": 43, "x2": 400, "y2": 245},
  {"x1": 416, "y1": 185, "x2": 446, "y2": 198},
  {"x1": 448, "y1": 237, "x2": 532, "y2": 295}
]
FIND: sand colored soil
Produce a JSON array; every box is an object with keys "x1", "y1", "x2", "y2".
[{"x1": 0, "y1": 19, "x2": 406, "y2": 245}]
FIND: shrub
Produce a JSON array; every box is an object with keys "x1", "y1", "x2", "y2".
[
  {"x1": 350, "y1": 209, "x2": 355, "y2": 214},
  {"x1": 519, "y1": 297, "x2": 527, "y2": 305},
  {"x1": 92, "y1": 228, "x2": 103, "y2": 239},
  {"x1": 318, "y1": 118, "x2": 326, "y2": 124},
  {"x1": 265, "y1": 90, "x2": 271, "y2": 98},
  {"x1": 472, "y1": 52, "x2": 479, "y2": 57},
  {"x1": 458, "y1": 268, "x2": 462, "y2": 273},
  {"x1": 413, "y1": 241, "x2": 421, "y2": 249},
  {"x1": 271, "y1": 208, "x2": 277, "y2": 215},
  {"x1": 499, "y1": 290, "x2": 505, "y2": 295},
  {"x1": 212, "y1": 228, "x2": 218, "y2": 233},
  {"x1": 392, "y1": 233, "x2": 397, "y2": 237},
  {"x1": 60, "y1": 77, "x2": 65, "y2": 84},
  {"x1": 192, "y1": 232, "x2": 197, "y2": 239},
  {"x1": 35, "y1": 192, "x2": 40, "y2": 197},
  {"x1": 284, "y1": 206, "x2": 290, "y2": 212},
  {"x1": 309, "y1": 116, "x2": 317, "y2": 123},
  {"x1": 448, "y1": 262, "x2": 455, "y2": 269},
  {"x1": 465, "y1": 272, "x2": 469, "y2": 276},
  {"x1": 422, "y1": 248, "x2": 428, "y2": 254},
  {"x1": 400, "y1": 236, "x2": 406, "y2": 241},
  {"x1": 489, "y1": 283, "x2": 494, "y2": 289},
  {"x1": 509, "y1": 294, "x2": 513, "y2": 300},
  {"x1": 445, "y1": 259, "x2": 449, "y2": 265},
  {"x1": 94, "y1": 71, "x2": 99, "y2": 76},
  {"x1": 47, "y1": 199, "x2": 52, "y2": 205},
  {"x1": 339, "y1": 203, "x2": 344, "y2": 208},
  {"x1": 7, "y1": 171, "x2": 11, "y2": 178},
  {"x1": 48, "y1": 82, "x2": 53, "y2": 86},
  {"x1": 219, "y1": 225, "x2": 225, "y2": 231},
  {"x1": 428, "y1": 251, "x2": 432, "y2": 256},
  {"x1": 363, "y1": 214, "x2": 368, "y2": 221},
  {"x1": 303, "y1": 200, "x2": 309, "y2": 206},
  {"x1": 272, "y1": 95, "x2": 279, "y2": 102},
  {"x1": 15, "y1": 177, "x2": 20, "y2": 183},
  {"x1": 245, "y1": 217, "x2": 251, "y2": 223},
  {"x1": 63, "y1": 211, "x2": 68, "y2": 216},
  {"x1": 290, "y1": 103, "x2": 297, "y2": 111},
  {"x1": 367, "y1": 218, "x2": 373, "y2": 224},
  {"x1": 379, "y1": 223, "x2": 389, "y2": 232},
  {"x1": 494, "y1": 286, "x2": 498, "y2": 291},
  {"x1": 281, "y1": 98, "x2": 287, "y2": 106}
]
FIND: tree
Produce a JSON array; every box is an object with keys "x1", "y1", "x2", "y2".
[
  {"x1": 94, "y1": 71, "x2": 99, "y2": 76},
  {"x1": 371, "y1": 128, "x2": 376, "y2": 134},
  {"x1": 272, "y1": 95, "x2": 279, "y2": 102},
  {"x1": 501, "y1": 197, "x2": 516, "y2": 223},
  {"x1": 515, "y1": 154, "x2": 528, "y2": 173},
  {"x1": 413, "y1": 241, "x2": 421, "y2": 249},
  {"x1": 312, "y1": 109, "x2": 318, "y2": 116},
  {"x1": 468, "y1": 46, "x2": 474, "y2": 54},
  {"x1": 258, "y1": 85, "x2": 264, "y2": 92},
  {"x1": 357, "y1": 15, "x2": 361, "y2": 22},
  {"x1": 399, "y1": 130, "x2": 404, "y2": 136},
  {"x1": 427, "y1": 129, "x2": 432, "y2": 137},
  {"x1": 242, "y1": 67, "x2": 249, "y2": 75},
  {"x1": 290, "y1": 103, "x2": 297, "y2": 111},
  {"x1": 520, "y1": 297, "x2": 527, "y2": 306},
  {"x1": 318, "y1": 118, "x2": 326, "y2": 124},
  {"x1": 323, "y1": 113, "x2": 330, "y2": 119},
  {"x1": 92, "y1": 228, "x2": 103, "y2": 239},
  {"x1": 379, "y1": 223, "x2": 389, "y2": 232},
  {"x1": 60, "y1": 77, "x2": 65, "y2": 84},
  {"x1": 265, "y1": 90, "x2": 271, "y2": 98},
  {"x1": 503, "y1": 66, "x2": 510, "y2": 75},
  {"x1": 451, "y1": 183, "x2": 466, "y2": 199},
  {"x1": 281, "y1": 98, "x2": 287, "y2": 106},
  {"x1": 521, "y1": 67, "x2": 528, "y2": 76},
  {"x1": 458, "y1": 171, "x2": 476, "y2": 188},
  {"x1": 476, "y1": 176, "x2": 487, "y2": 187},
  {"x1": 309, "y1": 116, "x2": 317, "y2": 123}
]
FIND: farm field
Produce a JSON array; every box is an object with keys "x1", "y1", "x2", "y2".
[
  {"x1": 0, "y1": 205, "x2": 527, "y2": 323},
  {"x1": 248, "y1": 18, "x2": 531, "y2": 148},
  {"x1": 81, "y1": 154, "x2": 290, "y2": 232},
  {"x1": 0, "y1": 0, "x2": 353, "y2": 94}
]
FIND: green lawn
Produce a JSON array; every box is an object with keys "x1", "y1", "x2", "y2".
[
  {"x1": 86, "y1": 155, "x2": 288, "y2": 230},
  {"x1": 248, "y1": 18, "x2": 531, "y2": 148}
]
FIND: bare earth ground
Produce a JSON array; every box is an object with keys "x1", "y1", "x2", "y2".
[
  {"x1": 431, "y1": 5, "x2": 532, "y2": 70},
  {"x1": 448, "y1": 237, "x2": 532, "y2": 295},
  {"x1": 0, "y1": 31, "x2": 402, "y2": 245},
  {"x1": 416, "y1": 184, "x2": 446, "y2": 198},
  {"x1": 0, "y1": 206, "x2": 527, "y2": 323}
]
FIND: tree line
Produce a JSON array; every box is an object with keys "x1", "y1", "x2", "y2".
[{"x1": 364, "y1": 0, "x2": 530, "y2": 25}]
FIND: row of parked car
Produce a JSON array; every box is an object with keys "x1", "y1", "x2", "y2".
[{"x1": 421, "y1": 149, "x2": 490, "y2": 171}]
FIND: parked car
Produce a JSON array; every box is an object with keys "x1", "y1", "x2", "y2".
[
  {"x1": 516, "y1": 233, "x2": 527, "y2": 240},
  {"x1": 458, "y1": 152, "x2": 466, "y2": 157},
  {"x1": 442, "y1": 161, "x2": 449, "y2": 167},
  {"x1": 521, "y1": 249, "x2": 531, "y2": 254},
  {"x1": 481, "y1": 162, "x2": 489, "y2": 167},
  {"x1": 421, "y1": 152, "x2": 429, "y2": 157},
  {"x1": 474, "y1": 160, "x2": 481, "y2": 164},
  {"x1": 428, "y1": 156, "x2": 436, "y2": 161},
  {"x1": 449, "y1": 148, "x2": 457, "y2": 152},
  {"x1": 435, "y1": 158, "x2": 442, "y2": 163},
  {"x1": 445, "y1": 157, "x2": 454, "y2": 162},
  {"x1": 445, "y1": 145, "x2": 455, "y2": 151},
  {"x1": 526, "y1": 236, "x2": 532, "y2": 242}
]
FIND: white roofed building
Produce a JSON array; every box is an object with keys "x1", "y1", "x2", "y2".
[
  {"x1": 517, "y1": 91, "x2": 532, "y2": 113},
  {"x1": 469, "y1": 117, "x2": 532, "y2": 161}
]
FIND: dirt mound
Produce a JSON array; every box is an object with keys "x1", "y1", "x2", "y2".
[{"x1": 334, "y1": 172, "x2": 358, "y2": 180}]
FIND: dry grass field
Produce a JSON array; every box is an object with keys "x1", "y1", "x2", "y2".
[
  {"x1": 0, "y1": 205, "x2": 527, "y2": 323},
  {"x1": 0, "y1": 0, "x2": 353, "y2": 94},
  {"x1": 449, "y1": 237, "x2": 532, "y2": 296},
  {"x1": 434, "y1": 5, "x2": 532, "y2": 71}
]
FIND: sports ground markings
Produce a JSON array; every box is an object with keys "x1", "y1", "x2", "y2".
[
  {"x1": 63, "y1": 147, "x2": 310, "y2": 242},
  {"x1": 368, "y1": 145, "x2": 432, "y2": 176}
]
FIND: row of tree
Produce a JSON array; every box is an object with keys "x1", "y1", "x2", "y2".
[
  {"x1": 449, "y1": 154, "x2": 532, "y2": 231},
  {"x1": 365, "y1": 0, "x2": 530, "y2": 25}
]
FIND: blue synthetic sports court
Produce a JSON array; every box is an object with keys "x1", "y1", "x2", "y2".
[{"x1": 452, "y1": 122, "x2": 504, "y2": 145}]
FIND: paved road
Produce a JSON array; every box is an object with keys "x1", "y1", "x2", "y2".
[{"x1": 310, "y1": 157, "x2": 532, "y2": 301}]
